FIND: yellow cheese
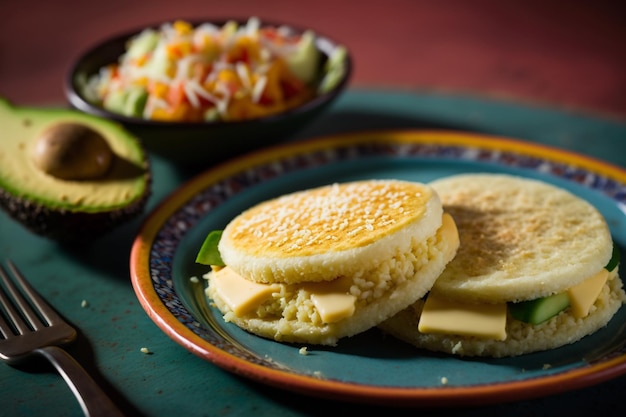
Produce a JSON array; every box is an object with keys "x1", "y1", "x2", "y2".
[
  {"x1": 302, "y1": 275, "x2": 356, "y2": 323},
  {"x1": 310, "y1": 293, "x2": 357, "y2": 323},
  {"x1": 567, "y1": 269, "x2": 609, "y2": 318},
  {"x1": 418, "y1": 293, "x2": 507, "y2": 340},
  {"x1": 440, "y1": 213, "x2": 460, "y2": 254},
  {"x1": 211, "y1": 267, "x2": 279, "y2": 316}
]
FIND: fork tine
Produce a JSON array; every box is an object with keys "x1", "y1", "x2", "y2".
[
  {"x1": 0, "y1": 260, "x2": 57, "y2": 334},
  {"x1": 0, "y1": 261, "x2": 126, "y2": 417},
  {"x1": 0, "y1": 282, "x2": 22, "y2": 338},
  {"x1": 0, "y1": 264, "x2": 33, "y2": 336}
]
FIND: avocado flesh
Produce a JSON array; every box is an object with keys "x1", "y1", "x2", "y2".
[{"x1": 0, "y1": 99, "x2": 151, "y2": 241}]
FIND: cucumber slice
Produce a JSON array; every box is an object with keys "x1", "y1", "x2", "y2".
[
  {"x1": 319, "y1": 46, "x2": 347, "y2": 93},
  {"x1": 509, "y1": 292, "x2": 570, "y2": 325},
  {"x1": 126, "y1": 29, "x2": 160, "y2": 60},
  {"x1": 102, "y1": 89, "x2": 129, "y2": 114},
  {"x1": 285, "y1": 30, "x2": 321, "y2": 84},
  {"x1": 196, "y1": 230, "x2": 224, "y2": 266},
  {"x1": 103, "y1": 86, "x2": 148, "y2": 117},
  {"x1": 123, "y1": 87, "x2": 148, "y2": 117},
  {"x1": 605, "y1": 242, "x2": 620, "y2": 272}
]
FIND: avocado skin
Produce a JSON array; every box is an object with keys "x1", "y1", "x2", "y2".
[
  {"x1": 0, "y1": 175, "x2": 151, "y2": 242},
  {"x1": 0, "y1": 98, "x2": 152, "y2": 242}
]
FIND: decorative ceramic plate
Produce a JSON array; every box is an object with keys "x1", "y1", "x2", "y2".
[{"x1": 130, "y1": 130, "x2": 626, "y2": 407}]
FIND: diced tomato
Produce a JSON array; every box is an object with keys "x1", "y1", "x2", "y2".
[
  {"x1": 259, "y1": 27, "x2": 301, "y2": 45},
  {"x1": 167, "y1": 81, "x2": 187, "y2": 108},
  {"x1": 108, "y1": 64, "x2": 121, "y2": 80},
  {"x1": 281, "y1": 75, "x2": 306, "y2": 100}
]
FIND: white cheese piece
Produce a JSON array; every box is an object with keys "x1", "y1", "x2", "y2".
[
  {"x1": 568, "y1": 269, "x2": 609, "y2": 318},
  {"x1": 418, "y1": 293, "x2": 507, "y2": 340},
  {"x1": 212, "y1": 267, "x2": 279, "y2": 316}
]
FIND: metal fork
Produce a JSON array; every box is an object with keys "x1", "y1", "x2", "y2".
[{"x1": 0, "y1": 260, "x2": 125, "y2": 417}]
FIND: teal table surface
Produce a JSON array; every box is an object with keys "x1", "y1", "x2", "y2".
[{"x1": 1, "y1": 89, "x2": 625, "y2": 417}]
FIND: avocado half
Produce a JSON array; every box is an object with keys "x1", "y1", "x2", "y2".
[{"x1": 0, "y1": 98, "x2": 151, "y2": 242}]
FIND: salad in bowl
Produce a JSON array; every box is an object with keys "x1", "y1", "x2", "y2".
[
  {"x1": 66, "y1": 17, "x2": 351, "y2": 166},
  {"x1": 81, "y1": 17, "x2": 347, "y2": 123}
]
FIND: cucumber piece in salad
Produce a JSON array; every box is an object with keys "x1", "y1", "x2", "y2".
[
  {"x1": 103, "y1": 86, "x2": 148, "y2": 117},
  {"x1": 126, "y1": 29, "x2": 160, "y2": 60},
  {"x1": 318, "y1": 46, "x2": 348, "y2": 94},
  {"x1": 285, "y1": 30, "x2": 321, "y2": 84}
]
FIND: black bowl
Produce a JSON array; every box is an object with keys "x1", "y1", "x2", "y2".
[{"x1": 65, "y1": 18, "x2": 352, "y2": 168}]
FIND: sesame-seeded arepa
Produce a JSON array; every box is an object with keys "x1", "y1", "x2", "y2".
[
  {"x1": 219, "y1": 179, "x2": 447, "y2": 284},
  {"x1": 379, "y1": 173, "x2": 625, "y2": 357},
  {"x1": 205, "y1": 179, "x2": 460, "y2": 345}
]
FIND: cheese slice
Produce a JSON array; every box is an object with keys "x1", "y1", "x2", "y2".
[
  {"x1": 211, "y1": 267, "x2": 279, "y2": 316},
  {"x1": 310, "y1": 293, "x2": 356, "y2": 323},
  {"x1": 302, "y1": 275, "x2": 356, "y2": 323},
  {"x1": 212, "y1": 266, "x2": 357, "y2": 322},
  {"x1": 568, "y1": 269, "x2": 609, "y2": 318},
  {"x1": 418, "y1": 293, "x2": 507, "y2": 340}
]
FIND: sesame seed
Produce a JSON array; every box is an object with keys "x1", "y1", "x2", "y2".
[{"x1": 226, "y1": 180, "x2": 431, "y2": 255}]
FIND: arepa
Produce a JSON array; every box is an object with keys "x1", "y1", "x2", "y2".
[
  {"x1": 202, "y1": 179, "x2": 460, "y2": 345},
  {"x1": 379, "y1": 173, "x2": 625, "y2": 357}
]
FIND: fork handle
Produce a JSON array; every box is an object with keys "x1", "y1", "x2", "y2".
[{"x1": 35, "y1": 346, "x2": 126, "y2": 417}]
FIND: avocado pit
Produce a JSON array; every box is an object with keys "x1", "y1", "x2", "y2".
[
  {"x1": 0, "y1": 98, "x2": 152, "y2": 242},
  {"x1": 32, "y1": 122, "x2": 114, "y2": 180}
]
